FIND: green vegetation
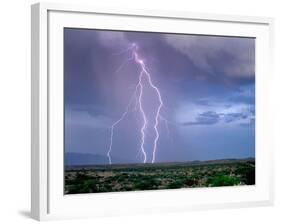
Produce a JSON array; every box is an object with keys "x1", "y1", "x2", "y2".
[
  {"x1": 207, "y1": 175, "x2": 240, "y2": 186},
  {"x1": 65, "y1": 159, "x2": 255, "y2": 194}
]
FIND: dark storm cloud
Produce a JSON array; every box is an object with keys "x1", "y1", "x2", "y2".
[
  {"x1": 65, "y1": 29, "x2": 255, "y2": 110},
  {"x1": 223, "y1": 112, "x2": 248, "y2": 123},
  {"x1": 183, "y1": 111, "x2": 221, "y2": 126},
  {"x1": 64, "y1": 29, "x2": 109, "y2": 107},
  {"x1": 181, "y1": 104, "x2": 254, "y2": 126},
  {"x1": 164, "y1": 34, "x2": 255, "y2": 83}
]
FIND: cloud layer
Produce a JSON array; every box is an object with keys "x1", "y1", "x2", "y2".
[{"x1": 164, "y1": 34, "x2": 255, "y2": 79}]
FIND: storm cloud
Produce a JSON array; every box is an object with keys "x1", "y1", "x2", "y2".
[{"x1": 64, "y1": 28, "x2": 255, "y2": 163}]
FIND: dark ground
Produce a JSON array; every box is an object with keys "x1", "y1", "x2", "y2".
[{"x1": 64, "y1": 158, "x2": 255, "y2": 194}]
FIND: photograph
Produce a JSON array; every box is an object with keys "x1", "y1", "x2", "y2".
[{"x1": 64, "y1": 28, "x2": 255, "y2": 194}]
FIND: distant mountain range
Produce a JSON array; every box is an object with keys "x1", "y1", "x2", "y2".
[
  {"x1": 65, "y1": 152, "x2": 254, "y2": 167},
  {"x1": 65, "y1": 152, "x2": 135, "y2": 166}
]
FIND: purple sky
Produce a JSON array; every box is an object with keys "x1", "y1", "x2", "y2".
[{"x1": 64, "y1": 28, "x2": 255, "y2": 164}]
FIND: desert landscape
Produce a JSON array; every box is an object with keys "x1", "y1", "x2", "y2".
[{"x1": 65, "y1": 158, "x2": 255, "y2": 194}]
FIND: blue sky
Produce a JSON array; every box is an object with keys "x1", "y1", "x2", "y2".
[{"x1": 64, "y1": 28, "x2": 255, "y2": 164}]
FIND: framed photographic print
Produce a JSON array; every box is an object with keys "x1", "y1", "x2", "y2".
[{"x1": 31, "y1": 2, "x2": 274, "y2": 221}]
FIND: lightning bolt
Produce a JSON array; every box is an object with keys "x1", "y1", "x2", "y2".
[
  {"x1": 107, "y1": 93, "x2": 136, "y2": 165},
  {"x1": 107, "y1": 43, "x2": 165, "y2": 164}
]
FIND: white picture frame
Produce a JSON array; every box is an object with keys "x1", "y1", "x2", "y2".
[{"x1": 31, "y1": 2, "x2": 274, "y2": 221}]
